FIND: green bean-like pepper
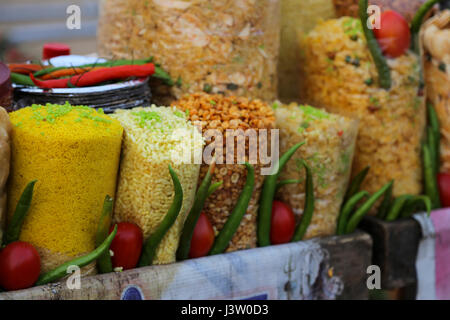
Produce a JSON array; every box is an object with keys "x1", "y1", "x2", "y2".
[
  {"x1": 95, "y1": 195, "x2": 114, "y2": 274},
  {"x1": 345, "y1": 181, "x2": 393, "y2": 234},
  {"x1": 344, "y1": 166, "x2": 370, "y2": 203},
  {"x1": 410, "y1": 0, "x2": 440, "y2": 53},
  {"x1": 3, "y1": 180, "x2": 37, "y2": 245},
  {"x1": 177, "y1": 162, "x2": 215, "y2": 261},
  {"x1": 400, "y1": 195, "x2": 432, "y2": 219},
  {"x1": 385, "y1": 195, "x2": 413, "y2": 222},
  {"x1": 376, "y1": 182, "x2": 393, "y2": 220},
  {"x1": 258, "y1": 142, "x2": 305, "y2": 247},
  {"x1": 275, "y1": 179, "x2": 303, "y2": 193},
  {"x1": 359, "y1": 0, "x2": 392, "y2": 89},
  {"x1": 207, "y1": 181, "x2": 223, "y2": 198},
  {"x1": 10, "y1": 72, "x2": 35, "y2": 86},
  {"x1": 423, "y1": 144, "x2": 441, "y2": 209},
  {"x1": 292, "y1": 161, "x2": 315, "y2": 242},
  {"x1": 428, "y1": 103, "x2": 441, "y2": 171},
  {"x1": 209, "y1": 163, "x2": 255, "y2": 255},
  {"x1": 428, "y1": 126, "x2": 438, "y2": 175},
  {"x1": 35, "y1": 225, "x2": 118, "y2": 286},
  {"x1": 140, "y1": 165, "x2": 183, "y2": 266},
  {"x1": 33, "y1": 58, "x2": 153, "y2": 77},
  {"x1": 337, "y1": 191, "x2": 369, "y2": 235}
]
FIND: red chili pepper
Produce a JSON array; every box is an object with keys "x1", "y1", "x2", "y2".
[
  {"x1": 338, "y1": 130, "x2": 344, "y2": 137},
  {"x1": 30, "y1": 63, "x2": 155, "y2": 89}
]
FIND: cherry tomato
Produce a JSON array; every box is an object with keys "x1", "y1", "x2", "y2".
[
  {"x1": 270, "y1": 200, "x2": 296, "y2": 244},
  {"x1": 438, "y1": 173, "x2": 450, "y2": 208},
  {"x1": 109, "y1": 222, "x2": 143, "y2": 270},
  {"x1": 373, "y1": 10, "x2": 411, "y2": 58},
  {"x1": 0, "y1": 241, "x2": 41, "y2": 291},
  {"x1": 189, "y1": 212, "x2": 215, "y2": 258}
]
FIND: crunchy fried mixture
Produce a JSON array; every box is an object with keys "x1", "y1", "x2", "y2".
[
  {"x1": 98, "y1": 0, "x2": 280, "y2": 104},
  {"x1": 172, "y1": 93, "x2": 275, "y2": 251}
]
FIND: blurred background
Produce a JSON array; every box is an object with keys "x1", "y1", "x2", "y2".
[{"x1": 0, "y1": 0, "x2": 98, "y2": 62}]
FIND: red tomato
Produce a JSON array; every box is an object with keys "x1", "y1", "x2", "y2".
[
  {"x1": 0, "y1": 241, "x2": 41, "y2": 291},
  {"x1": 189, "y1": 212, "x2": 215, "y2": 258},
  {"x1": 109, "y1": 222, "x2": 143, "y2": 270},
  {"x1": 270, "y1": 200, "x2": 296, "y2": 244},
  {"x1": 373, "y1": 10, "x2": 411, "y2": 58},
  {"x1": 438, "y1": 173, "x2": 450, "y2": 208}
]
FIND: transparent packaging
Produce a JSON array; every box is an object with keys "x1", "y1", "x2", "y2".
[
  {"x1": 98, "y1": 0, "x2": 280, "y2": 103},
  {"x1": 275, "y1": 103, "x2": 359, "y2": 238},
  {"x1": 302, "y1": 17, "x2": 426, "y2": 201}
]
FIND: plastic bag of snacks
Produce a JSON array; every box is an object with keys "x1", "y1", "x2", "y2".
[
  {"x1": 332, "y1": 0, "x2": 429, "y2": 22},
  {"x1": 278, "y1": 0, "x2": 337, "y2": 102},
  {"x1": 7, "y1": 104, "x2": 123, "y2": 273},
  {"x1": 173, "y1": 93, "x2": 275, "y2": 252},
  {"x1": 302, "y1": 17, "x2": 426, "y2": 201},
  {"x1": 0, "y1": 107, "x2": 11, "y2": 242},
  {"x1": 98, "y1": 0, "x2": 280, "y2": 104},
  {"x1": 111, "y1": 106, "x2": 203, "y2": 264},
  {"x1": 274, "y1": 103, "x2": 359, "y2": 238},
  {"x1": 422, "y1": 10, "x2": 450, "y2": 172}
]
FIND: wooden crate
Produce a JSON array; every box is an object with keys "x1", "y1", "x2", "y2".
[
  {"x1": 360, "y1": 216, "x2": 421, "y2": 290},
  {"x1": 0, "y1": 231, "x2": 372, "y2": 300}
]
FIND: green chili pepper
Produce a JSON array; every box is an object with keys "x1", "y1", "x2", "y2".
[
  {"x1": 345, "y1": 181, "x2": 393, "y2": 234},
  {"x1": 153, "y1": 66, "x2": 175, "y2": 86},
  {"x1": 359, "y1": 0, "x2": 391, "y2": 89},
  {"x1": 140, "y1": 165, "x2": 183, "y2": 266},
  {"x1": 209, "y1": 163, "x2": 255, "y2": 255},
  {"x1": 207, "y1": 181, "x2": 223, "y2": 198},
  {"x1": 3, "y1": 180, "x2": 37, "y2": 245},
  {"x1": 10, "y1": 73, "x2": 35, "y2": 86},
  {"x1": 275, "y1": 179, "x2": 303, "y2": 193},
  {"x1": 344, "y1": 166, "x2": 370, "y2": 202},
  {"x1": 428, "y1": 126, "x2": 438, "y2": 175},
  {"x1": 258, "y1": 142, "x2": 305, "y2": 247},
  {"x1": 400, "y1": 195, "x2": 432, "y2": 219},
  {"x1": 35, "y1": 225, "x2": 118, "y2": 286},
  {"x1": 410, "y1": 0, "x2": 440, "y2": 53},
  {"x1": 423, "y1": 144, "x2": 441, "y2": 209},
  {"x1": 33, "y1": 58, "x2": 153, "y2": 77},
  {"x1": 177, "y1": 162, "x2": 215, "y2": 261},
  {"x1": 337, "y1": 191, "x2": 369, "y2": 235},
  {"x1": 428, "y1": 103, "x2": 440, "y2": 171},
  {"x1": 292, "y1": 161, "x2": 315, "y2": 242},
  {"x1": 385, "y1": 195, "x2": 413, "y2": 222},
  {"x1": 376, "y1": 182, "x2": 393, "y2": 220},
  {"x1": 95, "y1": 195, "x2": 114, "y2": 274}
]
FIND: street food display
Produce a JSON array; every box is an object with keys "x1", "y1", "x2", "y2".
[{"x1": 0, "y1": 0, "x2": 447, "y2": 297}]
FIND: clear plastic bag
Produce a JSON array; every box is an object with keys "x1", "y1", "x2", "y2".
[
  {"x1": 302, "y1": 17, "x2": 426, "y2": 200},
  {"x1": 278, "y1": 0, "x2": 337, "y2": 102},
  {"x1": 275, "y1": 103, "x2": 359, "y2": 238},
  {"x1": 98, "y1": 0, "x2": 280, "y2": 104}
]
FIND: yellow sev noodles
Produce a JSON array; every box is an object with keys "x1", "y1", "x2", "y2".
[
  {"x1": 7, "y1": 103, "x2": 123, "y2": 273},
  {"x1": 302, "y1": 17, "x2": 426, "y2": 200},
  {"x1": 111, "y1": 106, "x2": 203, "y2": 264}
]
